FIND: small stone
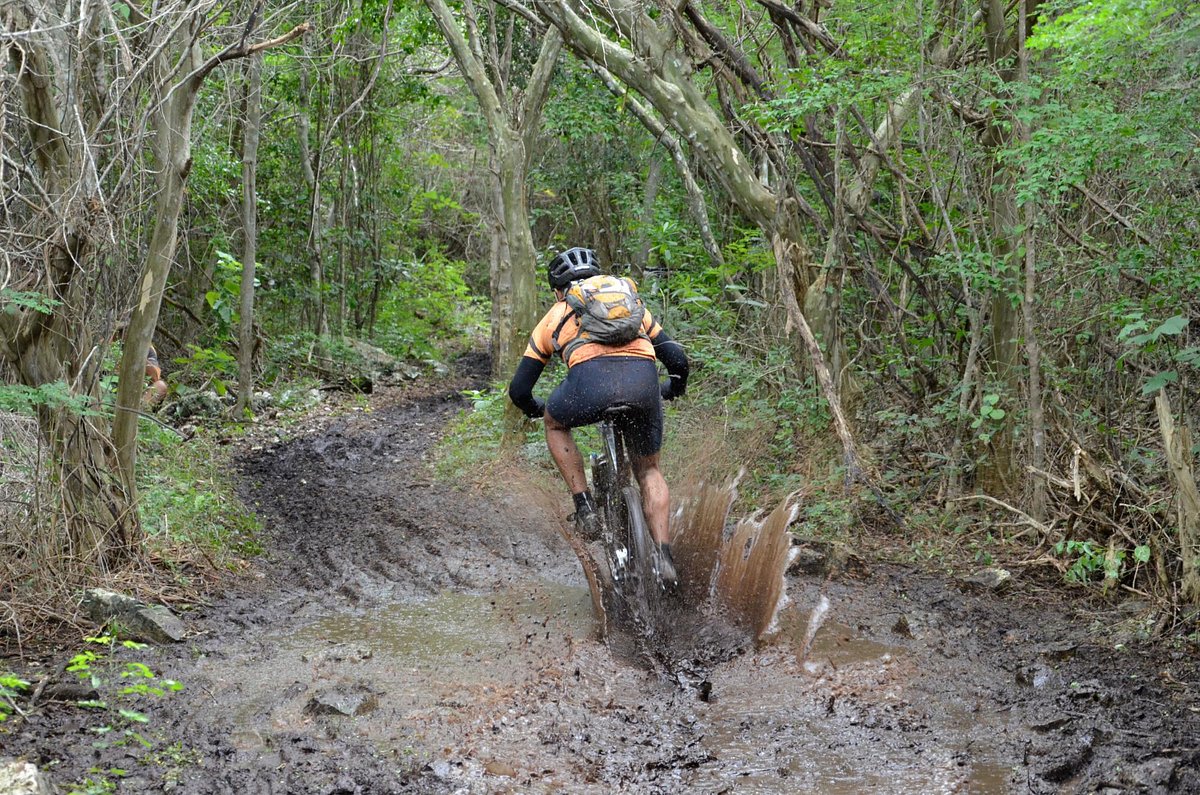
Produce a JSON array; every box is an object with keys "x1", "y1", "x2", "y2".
[
  {"x1": 81, "y1": 588, "x2": 185, "y2": 643},
  {"x1": 959, "y1": 567, "x2": 1012, "y2": 593},
  {"x1": 0, "y1": 760, "x2": 52, "y2": 795},
  {"x1": 304, "y1": 685, "x2": 379, "y2": 717},
  {"x1": 892, "y1": 616, "x2": 915, "y2": 638},
  {"x1": 484, "y1": 760, "x2": 518, "y2": 777}
]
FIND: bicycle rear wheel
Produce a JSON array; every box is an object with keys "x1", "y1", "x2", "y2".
[{"x1": 622, "y1": 485, "x2": 664, "y2": 611}]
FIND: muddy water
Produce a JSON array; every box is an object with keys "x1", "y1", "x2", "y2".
[
  {"x1": 199, "y1": 572, "x2": 1012, "y2": 793},
  {"x1": 203, "y1": 427, "x2": 1016, "y2": 793},
  {"x1": 683, "y1": 608, "x2": 1012, "y2": 793}
]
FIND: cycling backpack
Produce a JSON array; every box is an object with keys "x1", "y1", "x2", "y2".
[{"x1": 552, "y1": 274, "x2": 648, "y2": 363}]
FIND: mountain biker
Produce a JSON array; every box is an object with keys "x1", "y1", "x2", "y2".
[{"x1": 508, "y1": 247, "x2": 689, "y2": 586}]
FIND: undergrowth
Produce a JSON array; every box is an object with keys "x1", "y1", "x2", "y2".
[{"x1": 137, "y1": 419, "x2": 262, "y2": 561}]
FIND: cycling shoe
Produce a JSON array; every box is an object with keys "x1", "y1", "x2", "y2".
[
  {"x1": 657, "y1": 542, "x2": 679, "y2": 589},
  {"x1": 572, "y1": 505, "x2": 602, "y2": 541}
]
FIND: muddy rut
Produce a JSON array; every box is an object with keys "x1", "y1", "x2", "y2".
[{"x1": 8, "y1": 357, "x2": 1200, "y2": 793}]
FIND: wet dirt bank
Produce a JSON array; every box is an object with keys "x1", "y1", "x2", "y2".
[{"x1": 6, "y1": 357, "x2": 1200, "y2": 793}]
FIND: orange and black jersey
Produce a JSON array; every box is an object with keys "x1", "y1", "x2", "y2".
[{"x1": 508, "y1": 299, "x2": 688, "y2": 421}]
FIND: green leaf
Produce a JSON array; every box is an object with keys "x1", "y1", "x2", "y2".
[
  {"x1": 1141, "y1": 370, "x2": 1178, "y2": 395},
  {"x1": 1155, "y1": 315, "x2": 1188, "y2": 337},
  {"x1": 118, "y1": 708, "x2": 149, "y2": 723},
  {"x1": 0, "y1": 288, "x2": 61, "y2": 315},
  {"x1": 1133, "y1": 545, "x2": 1151, "y2": 563},
  {"x1": 1175, "y1": 347, "x2": 1200, "y2": 367}
]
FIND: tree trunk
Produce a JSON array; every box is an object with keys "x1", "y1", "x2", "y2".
[
  {"x1": 1017, "y1": 1, "x2": 1046, "y2": 518},
  {"x1": 974, "y1": 0, "x2": 1023, "y2": 498},
  {"x1": 633, "y1": 154, "x2": 665, "y2": 279},
  {"x1": 423, "y1": 0, "x2": 561, "y2": 390},
  {"x1": 113, "y1": 16, "x2": 208, "y2": 501},
  {"x1": 235, "y1": 54, "x2": 263, "y2": 418},
  {"x1": 1156, "y1": 393, "x2": 1200, "y2": 603},
  {"x1": 490, "y1": 129, "x2": 541, "y2": 379},
  {"x1": 298, "y1": 65, "x2": 329, "y2": 336}
]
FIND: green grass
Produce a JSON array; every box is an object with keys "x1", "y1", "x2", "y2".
[{"x1": 137, "y1": 420, "x2": 262, "y2": 559}]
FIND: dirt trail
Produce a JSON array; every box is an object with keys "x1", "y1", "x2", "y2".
[{"x1": 7, "y1": 356, "x2": 1200, "y2": 793}]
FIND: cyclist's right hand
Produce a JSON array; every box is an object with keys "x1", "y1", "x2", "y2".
[{"x1": 527, "y1": 396, "x2": 547, "y2": 418}]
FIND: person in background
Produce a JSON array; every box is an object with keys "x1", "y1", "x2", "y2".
[{"x1": 143, "y1": 344, "x2": 168, "y2": 407}]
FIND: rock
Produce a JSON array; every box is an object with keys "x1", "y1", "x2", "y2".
[
  {"x1": 787, "y1": 540, "x2": 866, "y2": 578},
  {"x1": 1016, "y1": 663, "x2": 1058, "y2": 689},
  {"x1": 427, "y1": 760, "x2": 453, "y2": 778},
  {"x1": 170, "y1": 390, "x2": 226, "y2": 420},
  {"x1": 42, "y1": 681, "x2": 99, "y2": 701},
  {"x1": 0, "y1": 760, "x2": 52, "y2": 795},
  {"x1": 1033, "y1": 640, "x2": 1078, "y2": 661},
  {"x1": 304, "y1": 685, "x2": 379, "y2": 717},
  {"x1": 892, "y1": 615, "x2": 915, "y2": 638},
  {"x1": 81, "y1": 588, "x2": 185, "y2": 643},
  {"x1": 484, "y1": 760, "x2": 518, "y2": 777},
  {"x1": 1130, "y1": 756, "x2": 1177, "y2": 789},
  {"x1": 959, "y1": 567, "x2": 1012, "y2": 593}
]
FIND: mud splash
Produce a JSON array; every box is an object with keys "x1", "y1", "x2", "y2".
[{"x1": 571, "y1": 472, "x2": 801, "y2": 687}]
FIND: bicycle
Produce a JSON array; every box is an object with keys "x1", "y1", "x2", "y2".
[{"x1": 588, "y1": 405, "x2": 675, "y2": 630}]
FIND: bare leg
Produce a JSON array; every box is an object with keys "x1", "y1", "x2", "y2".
[
  {"x1": 545, "y1": 410, "x2": 588, "y2": 494},
  {"x1": 632, "y1": 453, "x2": 670, "y2": 545}
]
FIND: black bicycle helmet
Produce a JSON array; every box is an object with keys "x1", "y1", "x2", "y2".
[{"x1": 547, "y1": 247, "x2": 600, "y2": 289}]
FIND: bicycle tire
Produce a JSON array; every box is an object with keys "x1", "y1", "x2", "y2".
[
  {"x1": 622, "y1": 484, "x2": 662, "y2": 609},
  {"x1": 591, "y1": 451, "x2": 627, "y2": 584}
]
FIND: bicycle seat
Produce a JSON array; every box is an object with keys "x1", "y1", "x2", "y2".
[{"x1": 602, "y1": 404, "x2": 637, "y2": 419}]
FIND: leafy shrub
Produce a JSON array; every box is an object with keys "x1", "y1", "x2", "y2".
[{"x1": 370, "y1": 250, "x2": 487, "y2": 360}]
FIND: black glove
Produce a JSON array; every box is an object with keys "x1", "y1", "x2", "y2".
[
  {"x1": 528, "y1": 396, "x2": 546, "y2": 418},
  {"x1": 660, "y1": 379, "x2": 675, "y2": 401}
]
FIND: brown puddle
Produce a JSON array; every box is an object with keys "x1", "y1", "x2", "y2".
[
  {"x1": 205, "y1": 477, "x2": 1013, "y2": 792},
  {"x1": 198, "y1": 570, "x2": 1018, "y2": 793},
  {"x1": 680, "y1": 608, "x2": 1013, "y2": 793},
  {"x1": 291, "y1": 582, "x2": 595, "y2": 668}
]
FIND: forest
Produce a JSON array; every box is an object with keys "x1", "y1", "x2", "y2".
[{"x1": 2, "y1": 0, "x2": 1200, "y2": 792}]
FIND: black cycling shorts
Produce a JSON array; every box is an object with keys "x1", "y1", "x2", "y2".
[{"x1": 547, "y1": 356, "x2": 663, "y2": 458}]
